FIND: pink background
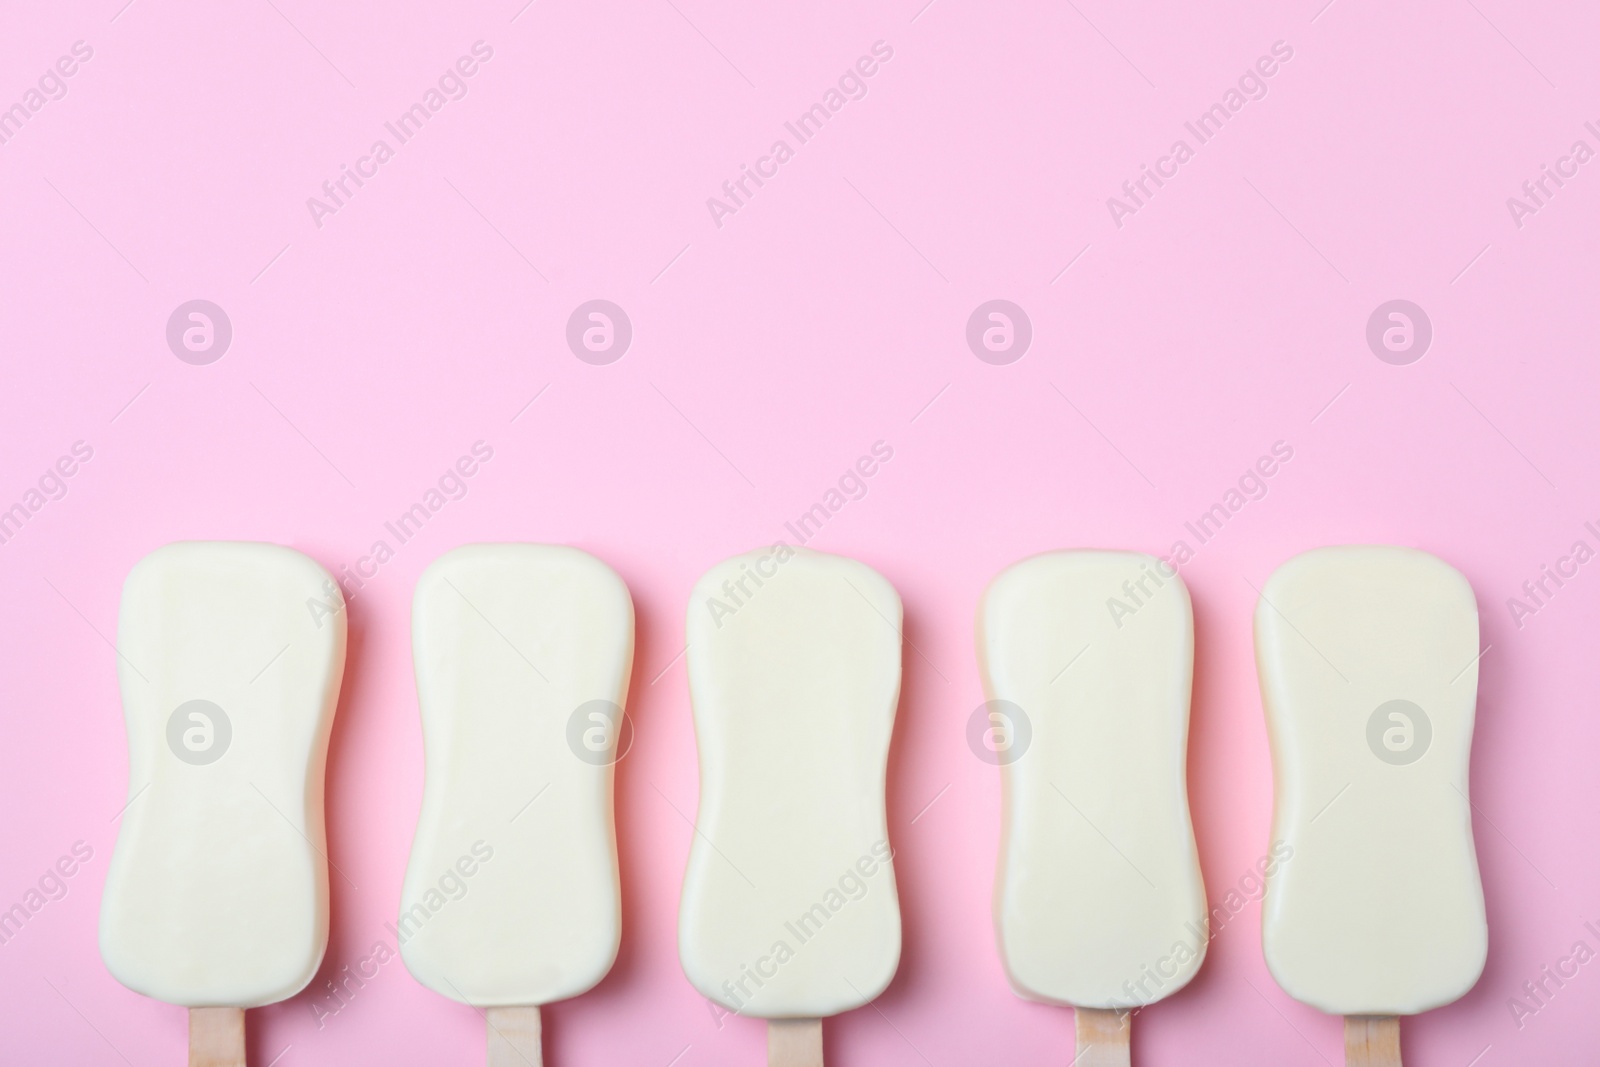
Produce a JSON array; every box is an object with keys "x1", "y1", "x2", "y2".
[{"x1": 2, "y1": 0, "x2": 1597, "y2": 1063}]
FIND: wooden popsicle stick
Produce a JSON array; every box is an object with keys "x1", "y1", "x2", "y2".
[
  {"x1": 486, "y1": 1005, "x2": 542, "y2": 1067},
  {"x1": 767, "y1": 1018, "x2": 823, "y2": 1067},
  {"x1": 1344, "y1": 1015, "x2": 1401, "y2": 1067},
  {"x1": 188, "y1": 1007, "x2": 245, "y2": 1067},
  {"x1": 1074, "y1": 1007, "x2": 1130, "y2": 1067}
]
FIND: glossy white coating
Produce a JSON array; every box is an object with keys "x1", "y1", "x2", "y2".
[
  {"x1": 401, "y1": 544, "x2": 632, "y2": 1006},
  {"x1": 1256, "y1": 545, "x2": 1486, "y2": 1015},
  {"x1": 101, "y1": 541, "x2": 346, "y2": 1007},
  {"x1": 678, "y1": 548, "x2": 902, "y2": 1018},
  {"x1": 979, "y1": 551, "x2": 1207, "y2": 1009}
]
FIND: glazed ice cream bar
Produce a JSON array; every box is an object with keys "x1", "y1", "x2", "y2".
[
  {"x1": 401, "y1": 545, "x2": 633, "y2": 1064},
  {"x1": 1256, "y1": 547, "x2": 1486, "y2": 1047},
  {"x1": 979, "y1": 551, "x2": 1206, "y2": 1061},
  {"x1": 100, "y1": 542, "x2": 347, "y2": 1061},
  {"x1": 678, "y1": 548, "x2": 902, "y2": 1049}
]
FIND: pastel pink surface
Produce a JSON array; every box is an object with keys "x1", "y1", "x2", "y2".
[{"x1": 1, "y1": 2, "x2": 1596, "y2": 1065}]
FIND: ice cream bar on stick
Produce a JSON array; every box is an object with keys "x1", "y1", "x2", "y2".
[
  {"x1": 977, "y1": 552, "x2": 1208, "y2": 1067},
  {"x1": 679, "y1": 548, "x2": 902, "y2": 1067},
  {"x1": 100, "y1": 542, "x2": 348, "y2": 1067},
  {"x1": 401, "y1": 545, "x2": 633, "y2": 1067},
  {"x1": 1255, "y1": 546, "x2": 1487, "y2": 1067}
]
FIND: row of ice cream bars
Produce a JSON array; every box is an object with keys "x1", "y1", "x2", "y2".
[{"x1": 99, "y1": 541, "x2": 1482, "y2": 1067}]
